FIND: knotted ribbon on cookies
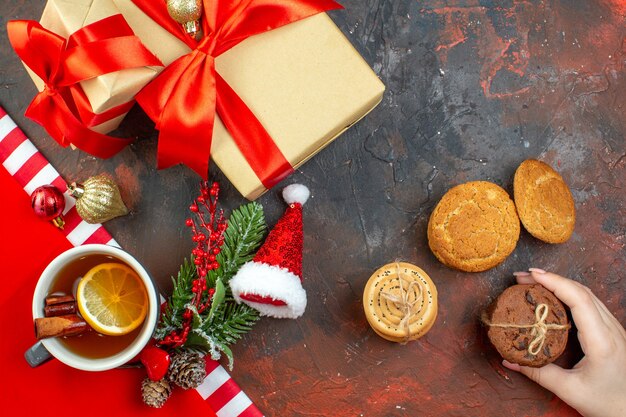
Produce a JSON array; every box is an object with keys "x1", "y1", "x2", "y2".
[
  {"x1": 363, "y1": 262, "x2": 438, "y2": 344},
  {"x1": 483, "y1": 303, "x2": 571, "y2": 356},
  {"x1": 380, "y1": 264, "x2": 424, "y2": 343},
  {"x1": 7, "y1": 16, "x2": 163, "y2": 157},
  {"x1": 130, "y1": 0, "x2": 341, "y2": 181}
]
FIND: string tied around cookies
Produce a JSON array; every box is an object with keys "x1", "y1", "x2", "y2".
[
  {"x1": 483, "y1": 303, "x2": 571, "y2": 356},
  {"x1": 380, "y1": 263, "x2": 423, "y2": 344}
]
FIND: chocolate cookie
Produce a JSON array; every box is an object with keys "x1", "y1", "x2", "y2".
[
  {"x1": 514, "y1": 159, "x2": 576, "y2": 243},
  {"x1": 483, "y1": 284, "x2": 569, "y2": 367},
  {"x1": 427, "y1": 181, "x2": 520, "y2": 272}
]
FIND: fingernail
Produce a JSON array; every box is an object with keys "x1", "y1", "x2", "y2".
[
  {"x1": 513, "y1": 271, "x2": 531, "y2": 277},
  {"x1": 529, "y1": 268, "x2": 546, "y2": 274},
  {"x1": 502, "y1": 359, "x2": 521, "y2": 371}
]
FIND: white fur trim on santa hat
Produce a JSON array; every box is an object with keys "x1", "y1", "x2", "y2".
[
  {"x1": 229, "y1": 261, "x2": 307, "y2": 319},
  {"x1": 283, "y1": 184, "x2": 310, "y2": 205}
]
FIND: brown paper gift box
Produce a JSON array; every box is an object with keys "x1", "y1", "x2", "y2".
[
  {"x1": 114, "y1": 0, "x2": 385, "y2": 200},
  {"x1": 25, "y1": 0, "x2": 161, "y2": 135}
]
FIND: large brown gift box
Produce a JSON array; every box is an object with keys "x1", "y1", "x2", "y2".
[
  {"x1": 25, "y1": 0, "x2": 161, "y2": 134},
  {"x1": 114, "y1": 0, "x2": 385, "y2": 200}
]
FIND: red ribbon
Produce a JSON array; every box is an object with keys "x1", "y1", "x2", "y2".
[
  {"x1": 7, "y1": 15, "x2": 163, "y2": 158},
  {"x1": 132, "y1": 0, "x2": 342, "y2": 184}
]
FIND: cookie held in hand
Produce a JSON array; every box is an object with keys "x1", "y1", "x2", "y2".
[
  {"x1": 514, "y1": 159, "x2": 576, "y2": 244},
  {"x1": 483, "y1": 284, "x2": 570, "y2": 367},
  {"x1": 427, "y1": 181, "x2": 520, "y2": 272}
]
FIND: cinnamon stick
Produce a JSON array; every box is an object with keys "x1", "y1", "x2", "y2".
[
  {"x1": 45, "y1": 294, "x2": 75, "y2": 306},
  {"x1": 44, "y1": 302, "x2": 77, "y2": 317},
  {"x1": 34, "y1": 315, "x2": 90, "y2": 339}
]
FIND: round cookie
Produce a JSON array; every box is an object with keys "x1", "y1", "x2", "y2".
[
  {"x1": 483, "y1": 284, "x2": 569, "y2": 367},
  {"x1": 363, "y1": 262, "x2": 437, "y2": 343},
  {"x1": 427, "y1": 181, "x2": 520, "y2": 272},
  {"x1": 514, "y1": 159, "x2": 575, "y2": 243}
]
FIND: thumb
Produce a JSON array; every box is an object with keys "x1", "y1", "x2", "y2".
[{"x1": 503, "y1": 360, "x2": 572, "y2": 396}]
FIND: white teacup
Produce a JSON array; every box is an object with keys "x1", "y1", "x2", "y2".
[{"x1": 30, "y1": 244, "x2": 159, "y2": 371}]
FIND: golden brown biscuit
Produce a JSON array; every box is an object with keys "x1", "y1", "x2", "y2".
[
  {"x1": 514, "y1": 159, "x2": 575, "y2": 244},
  {"x1": 427, "y1": 181, "x2": 520, "y2": 272},
  {"x1": 363, "y1": 262, "x2": 437, "y2": 343}
]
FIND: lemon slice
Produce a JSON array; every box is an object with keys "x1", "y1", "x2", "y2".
[{"x1": 76, "y1": 263, "x2": 148, "y2": 336}]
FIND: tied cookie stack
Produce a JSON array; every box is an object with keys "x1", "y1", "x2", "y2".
[
  {"x1": 363, "y1": 262, "x2": 438, "y2": 343},
  {"x1": 482, "y1": 284, "x2": 570, "y2": 367}
]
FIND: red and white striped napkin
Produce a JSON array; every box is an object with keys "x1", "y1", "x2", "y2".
[
  {"x1": 0, "y1": 106, "x2": 264, "y2": 417},
  {"x1": 0, "y1": 109, "x2": 118, "y2": 247}
]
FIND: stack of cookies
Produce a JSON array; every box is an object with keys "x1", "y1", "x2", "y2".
[
  {"x1": 362, "y1": 262, "x2": 438, "y2": 343},
  {"x1": 427, "y1": 159, "x2": 575, "y2": 272},
  {"x1": 482, "y1": 284, "x2": 570, "y2": 367},
  {"x1": 362, "y1": 159, "x2": 575, "y2": 345}
]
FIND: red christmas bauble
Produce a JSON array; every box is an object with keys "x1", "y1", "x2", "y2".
[
  {"x1": 139, "y1": 345, "x2": 171, "y2": 381},
  {"x1": 31, "y1": 185, "x2": 66, "y2": 229}
]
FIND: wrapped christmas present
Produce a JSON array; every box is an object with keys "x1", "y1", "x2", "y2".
[
  {"x1": 113, "y1": 0, "x2": 385, "y2": 200},
  {"x1": 8, "y1": 0, "x2": 162, "y2": 157}
]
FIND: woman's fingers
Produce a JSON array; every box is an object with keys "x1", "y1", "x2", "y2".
[
  {"x1": 503, "y1": 360, "x2": 576, "y2": 400},
  {"x1": 529, "y1": 270, "x2": 612, "y2": 356},
  {"x1": 588, "y1": 294, "x2": 626, "y2": 338},
  {"x1": 515, "y1": 269, "x2": 624, "y2": 339},
  {"x1": 513, "y1": 271, "x2": 535, "y2": 285},
  {"x1": 504, "y1": 269, "x2": 626, "y2": 417}
]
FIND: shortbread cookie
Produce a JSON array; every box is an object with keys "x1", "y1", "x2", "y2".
[
  {"x1": 363, "y1": 262, "x2": 437, "y2": 343},
  {"x1": 428, "y1": 181, "x2": 520, "y2": 272},
  {"x1": 514, "y1": 159, "x2": 575, "y2": 243}
]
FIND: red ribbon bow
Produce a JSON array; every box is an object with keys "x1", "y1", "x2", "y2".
[
  {"x1": 132, "y1": 0, "x2": 342, "y2": 184},
  {"x1": 7, "y1": 15, "x2": 163, "y2": 158}
]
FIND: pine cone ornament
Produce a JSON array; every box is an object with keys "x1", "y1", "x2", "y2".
[
  {"x1": 168, "y1": 349, "x2": 206, "y2": 389},
  {"x1": 141, "y1": 378, "x2": 172, "y2": 408}
]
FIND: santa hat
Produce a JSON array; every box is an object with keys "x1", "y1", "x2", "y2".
[{"x1": 229, "y1": 184, "x2": 309, "y2": 319}]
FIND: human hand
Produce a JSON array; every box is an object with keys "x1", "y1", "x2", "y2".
[{"x1": 503, "y1": 269, "x2": 626, "y2": 417}]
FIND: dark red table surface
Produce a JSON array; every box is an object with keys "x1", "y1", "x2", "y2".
[{"x1": 1, "y1": 1, "x2": 625, "y2": 416}]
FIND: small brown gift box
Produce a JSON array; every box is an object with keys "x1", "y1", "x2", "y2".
[
  {"x1": 25, "y1": 0, "x2": 161, "y2": 134},
  {"x1": 114, "y1": 0, "x2": 385, "y2": 200}
]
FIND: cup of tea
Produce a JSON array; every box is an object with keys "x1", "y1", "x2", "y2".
[{"x1": 28, "y1": 244, "x2": 159, "y2": 371}]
